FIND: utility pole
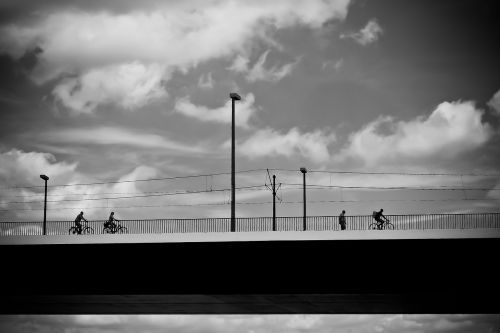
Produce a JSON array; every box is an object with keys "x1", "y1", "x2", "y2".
[
  {"x1": 40, "y1": 174, "x2": 49, "y2": 235},
  {"x1": 300, "y1": 167, "x2": 307, "y2": 231},
  {"x1": 265, "y1": 169, "x2": 281, "y2": 231},
  {"x1": 229, "y1": 92, "x2": 241, "y2": 232},
  {"x1": 273, "y1": 175, "x2": 276, "y2": 231}
]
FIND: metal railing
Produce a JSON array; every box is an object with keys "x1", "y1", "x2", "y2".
[{"x1": 0, "y1": 213, "x2": 499, "y2": 236}]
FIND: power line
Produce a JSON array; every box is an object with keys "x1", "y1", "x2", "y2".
[
  {"x1": 282, "y1": 183, "x2": 500, "y2": 191},
  {"x1": 2, "y1": 197, "x2": 500, "y2": 213},
  {"x1": 271, "y1": 169, "x2": 500, "y2": 177},
  {"x1": 2, "y1": 185, "x2": 267, "y2": 205},
  {"x1": 0, "y1": 168, "x2": 268, "y2": 190}
]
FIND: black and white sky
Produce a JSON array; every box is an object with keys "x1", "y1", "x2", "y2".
[
  {"x1": 1, "y1": 314, "x2": 500, "y2": 333},
  {"x1": 1, "y1": 0, "x2": 500, "y2": 221}
]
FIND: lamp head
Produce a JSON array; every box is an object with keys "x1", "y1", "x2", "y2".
[
  {"x1": 40, "y1": 174, "x2": 49, "y2": 181},
  {"x1": 229, "y1": 92, "x2": 241, "y2": 100},
  {"x1": 300, "y1": 167, "x2": 307, "y2": 174}
]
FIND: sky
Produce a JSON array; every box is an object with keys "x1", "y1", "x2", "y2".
[
  {"x1": 1, "y1": 0, "x2": 500, "y2": 222},
  {"x1": 1, "y1": 314, "x2": 500, "y2": 333}
]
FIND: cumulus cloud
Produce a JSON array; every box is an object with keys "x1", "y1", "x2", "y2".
[
  {"x1": 337, "y1": 101, "x2": 492, "y2": 167},
  {"x1": 174, "y1": 93, "x2": 258, "y2": 128},
  {"x1": 341, "y1": 19, "x2": 383, "y2": 45},
  {"x1": 0, "y1": 148, "x2": 166, "y2": 221},
  {"x1": 488, "y1": 89, "x2": 500, "y2": 115},
  {"x1": 52, "y1": 62, "x2": 168, "y2": 114},
  {"x1": 0, "y1": 0, "x2": 350, "y2": 112},
  {"x1": 238, "y1": 127, "x2": 336, "y2": 163},
  {"x1": 0, "y1": 149, "x2": 77, "y2": 188},
  {"x1": 228, "y1": 50, "x2": 301, "y2": 82},
  {"x1": 39, "y1": 126, "x2": 208, "y2": 154}
]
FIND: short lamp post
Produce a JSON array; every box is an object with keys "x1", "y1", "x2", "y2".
[
  {"x1": 300, "y1": 167, "x2": 307, "y2": 231},
  {"x1": 40, "y1": 174, "x2": 49, "y2": 235},
  {"x1": 229, "y1": 92, "x2": 241, "y2": 232}
]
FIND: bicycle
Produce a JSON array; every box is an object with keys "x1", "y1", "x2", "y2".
[
  {"x1": 69, "y1": 220, "x2": 94, "y2": 235},
  {"x1": 368, "y1": 219, "x2": 394, "y2": 230},
  {"x1": 103, "y1": 221, "x2": 128, "y2": 234}
]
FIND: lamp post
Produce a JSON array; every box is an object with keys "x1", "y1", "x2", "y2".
[
  {"x1": 300, "y1": 167, "x2": 307, "y2": 231},
  {"x1": 229, "y1": 92, "x2": 241, "y2": 232},
  {"x1": 40, "y1": 174, "x2": 49, "y2": 235}
]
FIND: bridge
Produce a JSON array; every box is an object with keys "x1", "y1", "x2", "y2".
[{"x1": 1, "y1": 213, "x2": 499, "y2": 314}]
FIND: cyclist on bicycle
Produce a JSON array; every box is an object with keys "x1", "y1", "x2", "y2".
[
  {"x1": 373, "y1": 209, "x2": 388, "y2": 230},
  {"x1": 74, "y1": 211, "x2": 88, "y2": 234},
  {"x1": 104, "y1": 211, "x2": 119, "y2": 232}
]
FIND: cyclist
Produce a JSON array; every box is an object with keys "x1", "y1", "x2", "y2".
[
  {"x1": 373, "y1": 209, "x2": 388, "y2": 230},
  {"x1": 105, "y1": 211, "x2": 120, "y2": 233},
  {"x1": 74, "y1": 211, "x2": 88, "y2": 234}
]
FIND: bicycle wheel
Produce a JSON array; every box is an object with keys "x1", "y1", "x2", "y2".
[
  {"x1": 117, "y1": 226, "x2": 128, "y2": 234},
  {"x1": 69, "y1": 226, "x2": 77, "y2": 235},
  {"x1": 384, "y1": 223, "x2": 394, "y2": 230},
  {"x1": 103, "y1": 227, "x2": 112, "y2": 234},
  {"x1": 83, "y1": 226, "x2": 94, "y2": 235},
  {"x1": 368, "y1": 223, "x2": 379, "y2": 230}
]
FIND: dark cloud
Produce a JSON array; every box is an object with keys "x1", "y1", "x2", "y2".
[{"x1": 18, "y1": 46, "x2": 43, "y2": 71}]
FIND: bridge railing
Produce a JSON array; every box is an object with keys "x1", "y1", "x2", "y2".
[{"x1": 0, "y1": 213, "x2": 499, "y2": 236}]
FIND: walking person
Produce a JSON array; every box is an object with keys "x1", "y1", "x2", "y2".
[{"x1": 339, "y1": 210, "x2": 346, "y2": 230}]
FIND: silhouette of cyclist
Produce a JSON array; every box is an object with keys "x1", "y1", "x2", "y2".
[
  {"x1": 373, "y1": 209, "x2": 388, "y2": 230},
  {"x1": 74, "y1": 211, "x2": 88, "y2": 234},
  {"x1": 105, "y1": 212, "x2": 120, "y2": 232}
]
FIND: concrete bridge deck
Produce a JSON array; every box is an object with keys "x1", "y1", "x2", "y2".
[{"x1": 2, "y1": 228, "x2": 499, "y2": 314}]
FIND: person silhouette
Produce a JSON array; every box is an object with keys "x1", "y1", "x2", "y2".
[
  {"x1": 339, "y1": 210, "x2": 346, "y2": 230},
  {"x1": 373, "y1": 209, "x2": 388, "y2": 230},
  {"x1": 74, "y1": 211, "x2": 87, "y2": 234},
  {"x1": 105, "y1": 211, "x2": 120, "y2": 233}
]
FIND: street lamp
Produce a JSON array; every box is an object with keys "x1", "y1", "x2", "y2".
[
  {"x1": 40, "y1": 174, "x2": 49, "y2": 235},
  {"x1": 300, "y1": 167, "x2": 307, "y2": 231},
  {"x1": 229, "y1": 92, "x2": 241, "y2": 232}
]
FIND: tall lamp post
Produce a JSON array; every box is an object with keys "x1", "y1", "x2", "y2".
[
  {"x1": 300, "y1": 167, "x2": 307, "y2": 231},
  {"x1": 40, "y1": 174, "x2": 49, "y2": 235},
  {"x1": 229, "y1": 92, "x2": 241, "y2": 232}
]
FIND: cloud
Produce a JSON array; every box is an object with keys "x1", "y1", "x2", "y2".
[
  {"x1": 341, "y1": 19, "x2": 383, "y2": 45},
  {"x1": 322, "y1": 58, "x2": 343, "y2": 71},
  {"x1": 0, "y1": 0, "x2": 350, "y2": 112},
  {"x1": 39, "y1": 126, "x2": 208, "y2": 154},
  {"x1": 337, "y1": 100, "x2": 492, "y2": 167},
  {"x1": 237, "y1": 127, "x2": 336, "y2": 163},
  {"x1": 52, "y1": 62, "x2": 168, "y2": 114},
  {"x1": 174, "y1": 93, "x2": 258, "y2": 128},
  {"x1": 198, "y1": 72, "x2": 214, "y2": 89},
  {"x1": 0, "y1": 149, "x2": 77, "y2": 188},
  {"x1": 228, "y1": 50, "x2": 301, "y2": 82},
  {"x1": 488, "y1": 89, "x2": 500, "y2": 115}
]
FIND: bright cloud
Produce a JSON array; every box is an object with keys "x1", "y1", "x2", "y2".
[
  {"x1": 0, "y1": 149, "x2": 77, "y2": 188},
  {"x1": 0, "y1": 0, "x2": 350, "y2": 112},
  {"x1": 341, "y1": 19, "x2": 383, "y2": 45},
  {"x1": 238, "y1": 127, "x2": 336, "y2": 163},
  {"x1": 488, "y1": 89, "x2": 500, "y2": 115},
  {"x1": 337, "y1": 101, "x2": 492, "y2": 167},
  {"x1": 39, "y1": 126, "x2": 207, "y2": 154},
  {"x1": 174, "y1": 93, "x2": 258, "y2": 128},
  {"x1": 52, "y1": 62, "x2": 168, "y2": 114},
  {"x1": 228, "y1": 50, "x2": 301, "y2": 82}
]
